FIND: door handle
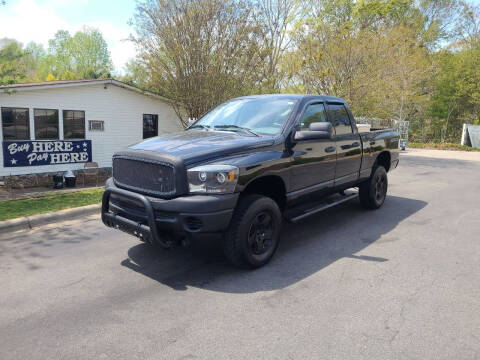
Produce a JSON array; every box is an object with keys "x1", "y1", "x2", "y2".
[
  {"x1": 325, "y1": 146, "x2": 336, "y2": 153},
  {"x1": 351, "y1": 142, "x2": 360, "y2": 147}
]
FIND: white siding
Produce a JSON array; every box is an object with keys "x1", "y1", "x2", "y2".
[{"x1": 0, "y1": 83, "x2": 182, "y2": 176}]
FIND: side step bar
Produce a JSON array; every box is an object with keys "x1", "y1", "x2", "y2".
[{"x1": 285, "y1": 189, "x2": 359, "y2": 223}]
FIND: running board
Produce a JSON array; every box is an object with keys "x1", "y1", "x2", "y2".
[{"x1": 285, "y1": 189, "x2": 359, "y2": 223}]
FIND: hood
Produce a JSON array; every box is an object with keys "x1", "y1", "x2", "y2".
[{"x1": 129, "y1": 130, "x2": 275, "y2": 165}]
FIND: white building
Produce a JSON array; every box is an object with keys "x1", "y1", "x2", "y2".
[{"x1": 0, "y1": 79, "x2": 182, "y2": 182}]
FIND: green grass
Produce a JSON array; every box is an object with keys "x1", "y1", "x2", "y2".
[
  {"x1": 408, "y1": 142, "x2": 480, "y2": 152},
  {"x1": 0, "y1": 188, "x2": 104, "y2": 221}
]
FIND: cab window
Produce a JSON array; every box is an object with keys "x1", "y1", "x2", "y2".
[
  {"x1": 299, "y1": 103, "x2": 328, "y2": 131},
  {"x1": 326, "y1": 103, "x2": 352, "y2": 135}
]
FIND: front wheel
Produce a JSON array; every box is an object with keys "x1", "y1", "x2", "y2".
[
  {"x1": 359, "y1": 166, "x2": 388, "y2": 210},
  {"x1": 223, "y1": 194, "x2": 282, "y2": 268}
]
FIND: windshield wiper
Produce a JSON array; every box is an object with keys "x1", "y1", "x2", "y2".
[
  {"x1": 188, "y1": 124, "x2": 210, "y2": 131},
  {"x1": 213, "y1": 125, "x2": 260, "y2": 137}
]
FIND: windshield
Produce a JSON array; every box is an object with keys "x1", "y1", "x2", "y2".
[{"x1": 191, "y1": 98, "x2": 297, "y2": 135}]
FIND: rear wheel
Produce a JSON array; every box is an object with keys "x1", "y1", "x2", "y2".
[
  {"x1": 223, "y1": 194, "x2": 282, "y2": 268},
  {"x1": 359, "y1": 166, "x2": 388, "y2": 210}
]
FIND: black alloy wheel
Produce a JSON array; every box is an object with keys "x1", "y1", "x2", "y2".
[
  {"x1": 374, "y1": 171, "x2": 387, "y2": 204},
  {"x1": 224, "y1": 194, "x2": 282, "y2": 268},
  {"x1": 359, "y1": 165, "x2": 388, "y2": 210},
  {"x1": 248, "y1": 211, "x2": 275, "y2": 256}
]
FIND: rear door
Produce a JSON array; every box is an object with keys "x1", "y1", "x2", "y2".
[{"x1": 326, "y1": 103, "x2": 362, "y2": 186}]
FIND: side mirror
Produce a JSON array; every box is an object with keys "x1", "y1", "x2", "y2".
[
  {"x1": 294, "y1": 122, "x2": 333, "y2": 141},
  {"x1": 309, "y1": 122, "x2": 332, "y2": 132}
]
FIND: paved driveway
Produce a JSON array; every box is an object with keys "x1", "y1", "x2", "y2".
[{"x1": 1, "y1": 150, "x2": 479, "y2": 360}]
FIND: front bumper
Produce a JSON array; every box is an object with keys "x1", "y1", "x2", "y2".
[{"x1": 102, "y1": 178, "x2": 238, "y2": 247}]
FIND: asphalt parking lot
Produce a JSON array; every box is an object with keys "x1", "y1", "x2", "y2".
[{"x1": 1, "y1": 149, "x2": 479, "y2": 360}]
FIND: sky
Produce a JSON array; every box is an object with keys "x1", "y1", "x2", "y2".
[
  {"x1": 0, "y1": 0, "x2": 137, "y2": 74},
  {"x1": 1, "y1": 0, "x2": 480, "y2": 74}
]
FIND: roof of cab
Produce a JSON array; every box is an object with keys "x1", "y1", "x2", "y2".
[{"x1": 232, "y1": 94, "x2": 346, "y2": 103}]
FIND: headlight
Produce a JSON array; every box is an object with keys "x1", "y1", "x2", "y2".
[{"x1": 187, "y1": 165, "x2": 239, "y2": 194}]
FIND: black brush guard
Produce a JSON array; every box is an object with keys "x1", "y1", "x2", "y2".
[{"x1": 102, "y1": 187, "x2": 172, "y2": 248}]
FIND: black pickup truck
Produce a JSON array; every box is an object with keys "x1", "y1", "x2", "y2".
[{"x1": 102, "y1": 95, "x2": 399, "y2": 268}]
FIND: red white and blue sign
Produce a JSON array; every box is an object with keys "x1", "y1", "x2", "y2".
[{"x1": 3, "y1": 140, "x2": 92, "y2": 167}]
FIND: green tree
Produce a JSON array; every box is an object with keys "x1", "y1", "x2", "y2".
[
  {"x1": 132, "y1": 0, "x2": 265, "y2": 127},
  {"x1": 120, "y1": 58, "x2": 160, "y2": 93},
  {"x1": 285, "y1": 23, "x2": 431, "y2": 119},
  {"x1": 254, "y1": 0, "x2": 299, "y2": 92},
  {"x1": 23, "y1": 42, "x2": 46, "y2": 81},
  {"x1": 421, "y1": 4, "x2": 480, "y2": 142},
  {"x1": 429, "y1": 44, "x2": 480, "y2": 142},
  {"x1": 0, "y1": 39, "x2": 28, "y2": 85},
  {"x1": 44, "y1": 28, "x2": 113, "y2": 80},
  {"x1": 456, "y1": 4, "x2": 480, "y2": 49},
  {"x1": 417, "y1": 0, "x2": 467, "y2": 47},
  {"x1": 0, "y1": 29, "x2": 113, "y2": 85},
  {"x1": 282, "y1": 0, "x2": 477, "y2": 143}
]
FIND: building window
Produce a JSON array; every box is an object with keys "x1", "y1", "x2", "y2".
[
  {"x1": 34, "y1": 109, "x2": 59, "y2": 139},
  {"x1": 63, "y1": 110, "x2": 85, "y2": 139},
  {"x1": 143, "y1": 114, "x2": 158, "y2": 139},
  {"x1": 88, "y1": 120, "x2": 104, "y2": 131},
  {"x1": 1, "y1": 107, "x2": 30, "y2": 140}
]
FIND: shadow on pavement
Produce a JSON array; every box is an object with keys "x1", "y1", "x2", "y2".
[{"x1": 121, "y1": 195, "x2": 427, "y2": 293}]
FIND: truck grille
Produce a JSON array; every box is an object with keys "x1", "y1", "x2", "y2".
[{"x1": 113, "y1": 157, "x2": 176, "y2": 197}]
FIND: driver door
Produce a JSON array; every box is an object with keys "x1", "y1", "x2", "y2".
[{"x1": 289, "y1": 102, "x2": 337, "y2": 201}]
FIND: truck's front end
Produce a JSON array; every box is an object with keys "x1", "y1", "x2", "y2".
[{"x1": 102, "y1": 149, "x2": 240, "y2": 247}]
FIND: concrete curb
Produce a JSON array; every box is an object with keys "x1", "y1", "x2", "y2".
[{"x1": 0, "y1": 204, "x2": 101, "y2": 234}]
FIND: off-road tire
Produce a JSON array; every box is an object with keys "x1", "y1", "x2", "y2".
[
  {"x1": 223, "y1": 194, "x2": 282, "y2": 268},
  {"x1": 359, "y1": 166, "x2": 388, "y2": 210}
]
